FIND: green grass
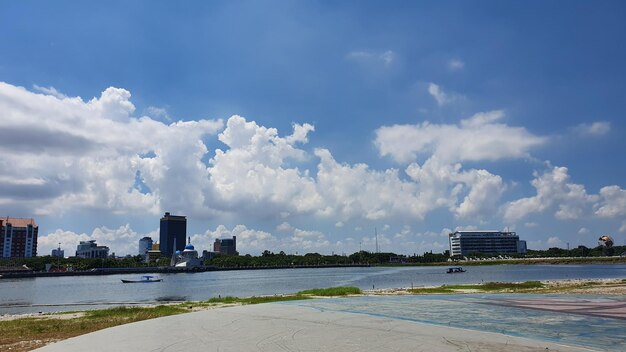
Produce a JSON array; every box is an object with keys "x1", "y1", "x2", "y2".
[
  {"x1": 409, "y1": 281, "x2": 544, "y2": 294},
  {"x1": 297, "y1": 286, "x2": 362, "y2": 296},
  {"x1": 203, "y1": 295, "x2": 310, "y2": 305},
  {"x1": 0, "y1": 305, "x2": 188, "y2": 352}
]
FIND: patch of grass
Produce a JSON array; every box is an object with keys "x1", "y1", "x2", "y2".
[
  {"x1": 409, "y1": 281, "x2": 544, "y2": 294},
  {"x1": 297, "y1": 286, "x2": 362, "y2": 296},
  {"x1": 203, "y1": 295, "x2": 310, "y2": 305},
  {"x1": 408, "y1": 287, "x2": 456, "y2": 294},
  {"x1": 0, "y1": 305, "x2": 188, "y2": 352}
]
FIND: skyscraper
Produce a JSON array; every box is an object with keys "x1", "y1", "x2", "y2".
[{"x1": 159, "y1": 212, "x2": 186, "y2": 257}]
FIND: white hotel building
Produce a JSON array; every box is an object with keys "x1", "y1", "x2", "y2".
[{"x1": 449, "y1": 231, "x2": 527, "y2": 257}]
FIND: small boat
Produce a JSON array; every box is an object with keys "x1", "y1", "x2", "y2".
[
  {"x1": 446, "y1": 267, "x2": 466, "y2": 274},
  {"x1": 121, "y1": 275, "x2": 162, "y2": 283}
]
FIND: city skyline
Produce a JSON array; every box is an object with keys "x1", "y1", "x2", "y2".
[{"x1": 1, "y1": 1, "x2": 625, "y2": 256}]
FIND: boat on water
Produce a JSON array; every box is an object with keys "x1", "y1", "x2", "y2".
[
  {"x1": 121, "y1": 275, "x2": 162, "y2": 283},
  {"x1": 446, "y1": 267, "x2": 466, "y2": 274}
]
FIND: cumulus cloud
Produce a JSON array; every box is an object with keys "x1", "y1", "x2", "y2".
[
  {"x1": 573, "y1": 121, "x2": 611, "y2": 137},
  {"x1": 0, "y1": 82, "x2": 223, "y2": 217},
  {"x1": 375, "y1": 110, "x2": 546, "y2": 164},
  {"x1": 578, "y1": 227, "x2": 590, "y2": 235},
  {"x1": 595, "y1": 185, "x2": 626, "y2": 218},
  {"x1": 503, "y1": 166, "x2": 598, "y2": 222}
]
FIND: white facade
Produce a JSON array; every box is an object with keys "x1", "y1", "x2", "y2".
[{"x1": 449, "y1": 231, "x2": 526, "y2": 257}]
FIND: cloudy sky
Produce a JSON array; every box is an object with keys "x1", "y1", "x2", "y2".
[{"x1": 1, "y1": 1, "x2": 625, "y2": 256}]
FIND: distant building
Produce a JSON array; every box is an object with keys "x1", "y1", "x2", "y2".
[
  {"x1": 172, "y1": 237, "x2": 203, "y2": 269},
  {"x1": 75, "y1": 240, "x2": 109, "y2": 259},
  {"x1": 138, "y1": 236, "x2": 153, "y2": 258},
  {"x1": 202, "y1": 250, "x2": 219, "y2": 261},
  {"x1": 214, "y1": 236, "x2": 237, "y2": 255},
  {"x1": 448, "y1": 231, "x2": 526, "y2": 257},
  {"x1": 1, "y1": 217, "x2": 38, "y2": 258},
  {"x1": 51, "y1": 246, "x2": 64, "y2": 258},
  {"x1": 159, "y1": 212, "x2": 186, "y2": 257}
]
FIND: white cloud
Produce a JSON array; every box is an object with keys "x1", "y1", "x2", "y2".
[
  {"x1": 546, "y1": 236, "x2": 565, "y2": 248},
  {"x1": 427, "y1": 83, "x2": 455, "y2": 106},
  {"x1": 276, "y1": 222, "x2": 294, "y2": 232},
  {"x1": 573, "y1": 121, "x2": 611, "y2": 137},
  {"x1": 334, "y1": 221, "x2": 344, "y2": 228},
  {"x1": 595, "y1": 185, "x2": 626, "y2": 218},
  {"x1": 374, "y1": 110, "x2": 546, "y2": 164},
  {"x1": 524, "y1": 222, "x2": 538, "y2": 228},
  {"x1": 32, "y1": 84, "x2": 67, "y2": 99},
  {"x1": 454, "y1": 169, "x2": 505, "y2": 219},
  {"x1": 0, "y1": 82, "x2": 223, "y2": 217},
  {"x1": 578, "y1": 227, "x2": 590, "y2": 235},
  {"x1": 503, "y1": 166, "x2": 598, "y2": 222},
  {"x1": 144, "y1": 106, "x2": 171, "y2": 121},
  {"x1": 346, "y1": 50, "x2": 395, "y2": 67},
  {"x1": 447, "y1": 59, "x2": 465, "y2": 71}
]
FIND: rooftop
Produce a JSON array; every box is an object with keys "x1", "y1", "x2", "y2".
[{"x1": 1, "y1": 217, "x2": 37, "y2": 228}]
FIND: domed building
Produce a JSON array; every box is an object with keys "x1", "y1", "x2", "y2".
[{"x1": 173, "y1": 237, "x2": 204, "y2": 269}]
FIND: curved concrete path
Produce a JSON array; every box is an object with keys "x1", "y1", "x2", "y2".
[{"x1": 35, "y1": 303, "x2": 596, "y2": 352}]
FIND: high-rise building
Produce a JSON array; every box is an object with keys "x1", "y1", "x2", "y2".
[
  {"x1": 138, "y1": 236, "x2": 153, "y2": 258},
  {"x1": 448, "y1": 230, "x2": 526, "y2": 257},
  {"x1": 159, "y1": 212, "x2": 186, "y2": 257},
  {"x1": 1, "y1": 217, "x2": 38, "y2": 258},
  {"x1": 214, "y1": 236, "x2": 237, "y2": 255},
  {"x1": 75, "y1": 240, "x2": 109, "y2": 258}
]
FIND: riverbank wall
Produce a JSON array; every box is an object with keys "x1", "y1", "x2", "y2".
[{"x1": 0, "y1": 263, "x2": 372, "y2": 279}]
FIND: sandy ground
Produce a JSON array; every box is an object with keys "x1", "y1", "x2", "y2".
[{"x1": 362, "y1": 277, "x2": 626, "y2": 295}]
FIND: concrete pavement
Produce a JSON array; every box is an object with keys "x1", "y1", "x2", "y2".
[{"x1": 34, "y1": 303, "x2": 596, "y2": 352}]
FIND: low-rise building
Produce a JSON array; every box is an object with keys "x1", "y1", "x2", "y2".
[
  {"x1": 51, "y1": 247, "x2": 64, "y2": 258},
  {"x1": 75, "y1": 240, "x2": 109, "y2": 259},
  {"x1": 1, "y1": 217, "x2": 38, "y2": 258},
  {"x1": 448, "y1": 231, "x2": 526, "y2": 257}
]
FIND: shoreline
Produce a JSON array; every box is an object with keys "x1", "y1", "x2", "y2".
[
  {"x1": 2, "y1": 278, "x2": 625, "y2": 351},
  {"x1": 2, "y1": 257, "x2": 625, "y2": 279},
  {"x1": 3, "y1": 277, "x2": 625, "y2": 321}
]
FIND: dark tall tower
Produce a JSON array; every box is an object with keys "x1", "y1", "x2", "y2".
[{"x1": 159, "y1": 212, "x2": 186, "y2": 257}]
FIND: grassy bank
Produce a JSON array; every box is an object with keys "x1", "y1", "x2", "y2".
[
  {"x1": 407, "y1": 279, "x2": 626, "y2": 294},
  {"x1": 409, "y1": 281, "x2": 545, "y2": 294},
  {"x1": 297, "y1": 286, "x2": 361, "y2": 296}
]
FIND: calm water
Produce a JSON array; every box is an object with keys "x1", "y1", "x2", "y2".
[{"x1": 1, "y1": 264, "x2": 626, "y2": 314}]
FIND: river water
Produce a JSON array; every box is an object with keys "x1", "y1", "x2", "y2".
[{"x1": 1, "y1": 264, "x2": 625, "y2": 314}]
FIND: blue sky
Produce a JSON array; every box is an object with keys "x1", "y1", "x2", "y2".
[{"x1": 1, "y1": 1, "x2": 625, "y2": 256}]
